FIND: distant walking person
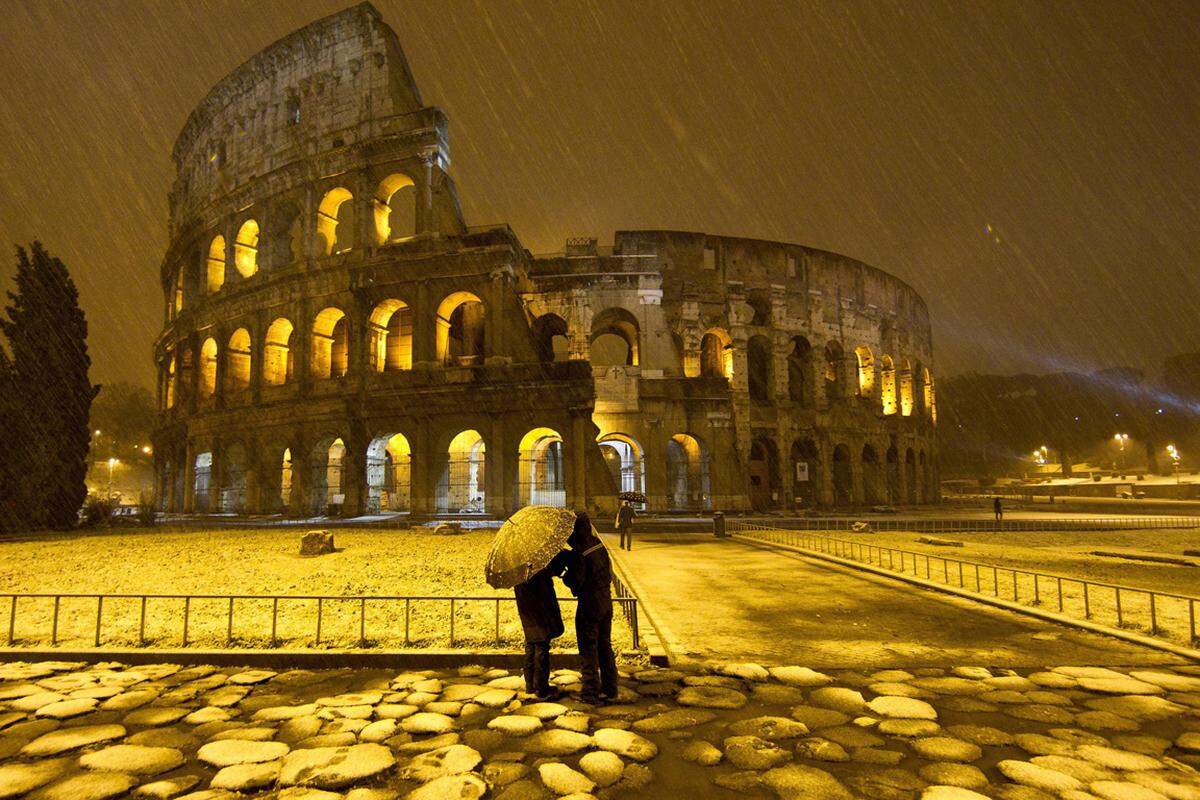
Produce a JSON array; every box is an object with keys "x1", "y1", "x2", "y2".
[
  {"x1": 514, "y1": 556, "x2": 569, "y2": 699},
  {"x1": 615, "y1": 500, "x2": 637, "y2": 551},
  {"x1": 562, "y1": 512, "x2": 619, "y2": 704},
  {"x1": 993, "y1": 496, "x2": 1003, "y2": 522}
]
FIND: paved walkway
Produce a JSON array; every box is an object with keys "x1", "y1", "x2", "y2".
[
  {"x1": 605, "y1": 533, "x2": 1184, "y2": 669},
  {"x1": 1, "y1": 658, "x2": 1199, "y2": 799}
]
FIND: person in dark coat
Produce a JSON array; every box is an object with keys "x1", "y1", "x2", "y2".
[
  {"x1": 993, "y1": 496, "x2": 1003, "y2": 522},
  {"x1": 561, "y1": 511, "x2": 618, "y2": 703},
  {"x1": 615, "y1": 501, "x2": 636, "y2": 551},
  {"x1": 514, "y1": 553, "x2": 569, "y2": 699}
]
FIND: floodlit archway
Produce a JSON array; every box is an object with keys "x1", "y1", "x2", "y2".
[
  {"x1": 311, "y1": 307, "x2": 348, "y2": 380},
  {"x1": 164, "y1": 352, "x2": 177, "y2": 409},
  {"x1": 788, "y1": 336, "x2": 813, "y2": 406},
  {"x1": 220, "y1": 443, "x2": 247, "y2": 513},
  {"x1": 590, "y1": 307, "x2": 639, "y2": 367},
  {"x1": 533, "y1": 314, "x2": 570, "y2": 363},
  {"x1": 700, "y1": 328, "x2": 733, "y2": 379},
  {"x1": 597, "y1": 433, "x2": 646, "y2": 502},
  {"x1": 194, "y1": 451, "x2": 213, "y2": 512},
  {"x1": 880, "y1": 355, "x2": 897, "y2": 415},
  {"x1": 899, "y1": 360, "x2": 915, "y2": 416},
  {"x1": 310, "y1": 437, "x2": 345, "y2": 515},
  {"x1": 438, "y1": 429, "x2": 486, "y2": 513},
  {"x1": 199, "y1": 337, "x2": 218, "y2": 400},
  {"x1": 748, "y1": 335, "x2": 772, "y2": 404},
  {"x1": 666, "y1": 433, "x2": 710, "y2": 511},
  {"x1": 855, "y1": 346, "x2": 875, "y2": 396},
  {"x1": 225, "y1": 328, "x2": 251, "y2": 394},
  {"x1": 861, "y1": 444, "x2": 881, "y2": 505},
  {"x1": 791, "y1": 438, "x2": 819, "y2": 507},
  {"x1": 206, "y1": 236, "x2": 226, "y2": 293},
  {"x1": 374, "y1": 173, "x2": 417, "y2": 243},
  {"x1": 280, "y1": 448, "x2": 293, "y2": 511},
  {"x1": 518, "y1": 427, "x2": 566, "y2": 507},
  {"x1": 369, "y1": 299, "x2": 413, "y2": 372},
  {"x1": 832, "y1": 443, "x2": 853, "y2": 506},
  {"x1": 316, "y1": 187, "x2": 355, "y2": 255},
  {"x1": 366, "y1": 433, "x2": 412, "y2": 512},
  {"x1": 924, "y1": 368, "x2": 937, "y2": 423},
  {"x1": 263, "y1": 318, "x2": 294, "y2": 386},
  {"x1": 824, "y1": 341, "x2": 844, "y2": 402},
  {"x1": 234, "y1": 219, "x2": 259, "y2": 277},
  {"x1": 748, "y1": 436, "x2": 779, "y2": 511},
  {"x1": 436, "y1": 292, "x2": 485, "y2": 366}
]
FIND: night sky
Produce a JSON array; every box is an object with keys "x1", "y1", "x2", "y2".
[{"x1": 1, "y1": 1, "x2": 1197, "y2": 389}]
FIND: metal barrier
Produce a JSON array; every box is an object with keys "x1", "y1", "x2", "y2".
[
  {"x1": 743, "y1": 516, "x2": 1200, "y2": 532},
  {"x1": 729, "y1": 519, "x2": 1200, "y2": 647},
  {"x1": 0, "y1": 591, "x2": 639, "y2": 651}
]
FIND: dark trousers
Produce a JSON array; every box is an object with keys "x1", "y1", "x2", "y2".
[
  {"x1": 576, "y1": 608, "x2": 618, "y2": 698},
  {"x1": 618, "y1": 527, "x2": 632, "y2": 550},
  {"x1": 523, "y1": 640, "x2": 551, "y2": 695}
]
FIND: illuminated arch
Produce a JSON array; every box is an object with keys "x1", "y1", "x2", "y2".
[
  {"x1": 899, "y1": 359, "x2": 914, "y2": 416},
  {"x1": 373, "y1": 173, "x2": 417, "y2": 243},
  {"x1": 519, "y1": 427, "x2": 565, "y2": 507},
  {"x1": 206, "y1": 235, "x2": 226, "y2": 293},
  {"x1": 590, "y1": 307, "x2": 639, "y2": 367},
  {"x1": 316, "y1": 187, "x2": 355, "y2": 255},
  {"x1": 311, "y1": 307, "x2": 348, "y2": 380},
  {"x1": 234, "y1": 219, "x2": 259, "y2": 277},
  {"x1": 438, "y1": 429, "x2": 486, "y2": 513},
  {"x1": 700, "y1": 328, "x2": 733, "y2": 379},
  {"x1": 366, "y1": 432, "x2": 412, "y2": 512},
  {"x1": 310, "y1": 436, "x2": 346, "y2": 515},
  {"x1": 225, "y1": 328, "x2": 251, "y2": 394},
  {"x1": 164, "y1": 351, "x2": 177, "y2": 409},
  {"x1": 193, "y1": 451, "x2": 213, "y2": 512},
  {"x1": 880, "y1": 355, "x2": 897, "y2": 415},
  {"x1": 280, "y1": 448, "x2": 293, "y2": 510},
  {"x1": 597, "y1": 433, "x2": 646, "y2": 500},
  {"x1": 855, "y1": 345, "x2": 875, "y2": 396},
  {"x1": 171, "y1": 269, "x2": 184, "y2": 316},
  {"x1": 220, "y1": 443, "x2": 247, "y2": 513},
  {"x1": 924, "y1": 368, "x2": 937, "y2": 423},
  {"x1": 199, "y1": 337, "x2": 218, "y2": 399},
  {"x1": 369, "y1": 299, "x2": 413, "y2": 372},
  {"x1": 666, "y1": 433, "x2": 711, "y2": 511},
  {"x1": 436, "y1": 292, "x2": 486, "y2": 366},
  {"x1": 263, "y1": 317, "x2": 294, "y2": 386}
]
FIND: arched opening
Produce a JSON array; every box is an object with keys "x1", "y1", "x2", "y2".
[
  {"x1": 532, "y1": 314, "x2": 570, "y2": 363},
  {"x1": 206, "y1": 236, "x2": 226, "y2": 293},
  {"x1": 519, "y1": 427, "x2": 566, "y2": 507},
  {"x1": 171, "y1": 269, "x2": 184, "y2": 316},
  {"x1": 597, "y1": 433, "x2": 646, "y2": 503},
  {"x1": 263, "y1": 318, "x2": 294, "y2": 386},
  {"x1": 199, "y1": 337, "x2": 218, "y2": 400},
  {"x1": 310, "y1": 437, "x2": 345, "y2": 515},
  {"x1": 316, "y1": 187, "x2": 355, "y2": 255},
  {"x1": 899, "y1": 360, "x2": 915, "y2": 416},
  {"x1": 164, "y1": 352, "x2": 177, "y2": 410},
  {"x1": 747, "y1": 335, "x2": 773, "y2": 404},
  {"x1": 832, "y1": 444, "x2": 853, "y2": 506},
  {"x1": 366, "y1": 433, "x2": 411, "y2": 513},
  {"x1": 824, "y1": 341, "x2": 844, "y2": 403},
  {"x1": 436, "y1": 292, "x2": 485, "y2": 366},
  {"x1": 311, "y1": 307, "x2": 348, "y2": 380},
  {"x1": 788, "y1": 336, "x2": 813, "y2": 406},
  {"x1": 905, "y1": 448, "x2": 917, "y2": 503},
  {"x1": 280, "y1": 448, "x2": 293, "y2": 511},
  {"x1": 590, "y1": 308, "x2": 639, "y2": 367},
  {"x1": 855, "y1": 346, "x2": 875, "y2": 397},
  {"x1": 225, "y1": 328, "x2": 251, "y2": 395},
  {"x1": 374, "y1": 173, "x2": 417, "y2": 243},
  {"x1": 369, "y1": 299, "x2": 413, "y2": 372},
  {"x1": 790, "y1": 439, "x2": 819, "y2": 508},
  {"x1": 700, "y1": 329, "x2": 733, "y2": 379},
  {"x1": 177, "y1": 346, "x2": 193, "y2": 408},
  {"x1": 438, "y1": 429, "x2": 486, "y2": 513},
  {"x1": 666, "y1": 433, "x2": 711, "y2": 511},
  {"x1": 234, "y1": 219, "x2": 259, "y2": 278},
  {"x1": 924, "y1": 368, "x2": 937, "y2": 423},
  {"x1": 748, "y1": 436, "x2": 779, "y2": 511},
  {"x1": 747, "y1": 294, "x2": 772, "y2": 326},
  {"x1": 886, "y1": 445, "x2": 900, "y2": 504},
  {"x1": 267, "y1": 203, "x2": 303, "y2": 268},
  {"x1": 861, "y1": 444, "x2": 881, "y2": 505},
  {"x1": 194, "y1": 451, "x2": 213, "y2": 513},
  {"x1": 220, "y1": 443, "x2": 247, "y2": 513},
  {"x1": 880, "y1": 356, "x2": 897, "y2": 415}
]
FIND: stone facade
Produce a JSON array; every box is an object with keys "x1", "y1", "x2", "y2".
[{"x1": 152, "y1": 3, "x2": 937, "y2": 517}]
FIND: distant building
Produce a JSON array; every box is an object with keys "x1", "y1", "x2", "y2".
[{"x1": 152, "y1": 4, "x2": 938, "y2": 516}]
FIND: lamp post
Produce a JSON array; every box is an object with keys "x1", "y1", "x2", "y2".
[
  {"x1": 1113, "y1": 433, "x2": 1129, "y2": 475},
  {"x1": 1167, "y1": 444, "x2": 1181, "y2": 484}
]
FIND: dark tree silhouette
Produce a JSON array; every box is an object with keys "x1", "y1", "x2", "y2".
[{"x1": 1, "y1": 242, "x2": 98, "y2": 530}]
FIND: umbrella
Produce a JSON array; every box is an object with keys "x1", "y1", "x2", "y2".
[
  {"x1": 618, "y1": 491, "x2": 647, "y2": 504},
  {"x1": 485, "y1": 505, "x2": 576, "y2": 588}
]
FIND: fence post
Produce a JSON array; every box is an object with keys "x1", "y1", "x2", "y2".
[
  {"x1": 1149, "y1": 593, "x2": 1157, "y2": 636},
  {"x1": 94, "y1": 596, "x2": 103, "y2": 647},
  {"x1": 360, "y1": 598, "x2": 367, "y2": 648},
  {"x1": 315, "y1": 598, "x2": 323, "y2": 645},
  {"x1": 138, "y1": 597, "x2": 146, "y2": 645},
  {"x1": 495, "y1": 599, "x2": 501, "y2": 646},
  {"x1": 1115, "y1": 587, "x2": 1122, "y2": 627},
  {"x1": 405, "y1": 599, "x2": 411, "y2": 645},
  {"x1": 182, "y1": 597, "x2": 190, "y2": 646},
  {"x1": 450, "y1": 599, "x2": 456, "y2": 647},
  {"x1": 271, "y1": 597, "x2": 278, "y2": 646},
  {"x1": 227, "y1": 597, "x2": 234, "y2": 646},
  {"x1": 51, "y1": 596, "x2": 60, "y2": 645},
  {"x1": 7, "y1": 596, "x2": 14, "y2": 645}
]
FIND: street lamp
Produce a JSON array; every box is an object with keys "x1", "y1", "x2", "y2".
[
  {"x1": 1113, "y1": 433, "x2": 1129, "y2": 475},
  {"x1": 107, "y1": 457, "x2": 119, "y2": 498},
  {"x1": 1167, "y1": 444, "x2": 1181, "y2": 483}
]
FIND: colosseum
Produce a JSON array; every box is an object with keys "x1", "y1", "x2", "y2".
[{"x1": 152, "y1": 3, "x2": 939, "y2": 518}]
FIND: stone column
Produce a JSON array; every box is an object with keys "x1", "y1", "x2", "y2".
[
  {"x1": 486, "y1": 416, "x2": 509, "y2": 517},
  {"x1": 567, "y1": 412, "x2": 588, "y2": 511},
  {"x1": 413, "y1": 282, "x2": 438, "y2": 367},
  {"x1": 409, "y1": 419, "x2": 433, "y2": 515},
  {"x1": 485, "y1": 267, "x2": 512, "y2": 365},
  {"x1": 183, "y1": 441, "x2": 196, "y2": 513},
  {"x1": 214, "y1": 327, "x2": 228, "y2": 410},
  {"x1": 243, "y1": 440, "x2": 262, "y2": 515},
  {"x1": 341, "y1": 428, "x2": 367, "y2": 517},
  {"x1": 817, "y1": 438, "x2": 834, "y2": 506}
]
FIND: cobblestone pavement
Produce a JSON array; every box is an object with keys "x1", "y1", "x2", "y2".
[
  {"x1": 606, "y1": 533, "x2": 1185, "y2": 668},
  {"x1": 1, "y1": 658, "x2": 1199, "y2": 799}
]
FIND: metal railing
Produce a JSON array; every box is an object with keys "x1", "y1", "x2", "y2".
[
  {"x1": 0, "y1": 590, "x2": 639, "y2": 651},
  {"x1": 729, "y1": 520, "x2": 1200, "y2": 647},
  {"x1": 744, "y1": 516, "x2": 1200, "y2": 532}
]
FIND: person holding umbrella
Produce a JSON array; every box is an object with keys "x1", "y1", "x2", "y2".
[
  {"x1": 486, "y1": 506, "x2": 576, "y2": 699},
  {"x1": 561, "y1": 511, "x2": 619, "y2": 704}
]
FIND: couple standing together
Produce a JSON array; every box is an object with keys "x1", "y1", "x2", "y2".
[{"x1": 513, "y1": 512, "x2": 618, "y2": 705}]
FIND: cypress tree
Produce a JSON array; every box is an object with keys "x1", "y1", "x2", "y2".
[{"x1": 1, "y1": 243, "x2": 98, "y2": 530}]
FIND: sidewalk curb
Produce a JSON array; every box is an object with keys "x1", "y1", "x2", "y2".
[
  {"x1": 603, "y1": 536, "x2": 677, "y2": 665},
  {"x1": 732, "y1": 534, "x2": 1200, "y2": 663}
]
